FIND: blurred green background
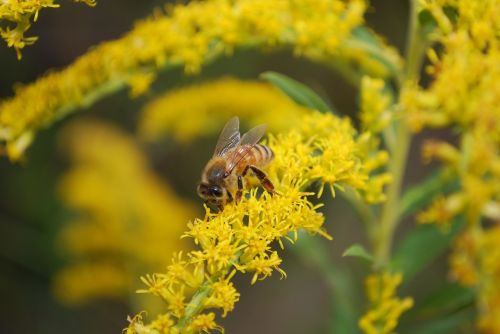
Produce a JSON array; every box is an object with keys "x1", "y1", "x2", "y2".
[{"x1": 0, "y1": 1, "x2": 446, "y2": 333}]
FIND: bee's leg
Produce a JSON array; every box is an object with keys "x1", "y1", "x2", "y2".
[
  {"x1": 205, "y1": 201, "x2": 222, "y2": 212},
  {"x1": 236, "y1": 175, "x2": 244, "y2": 202},
  {"x1": 243, "y1": 165, "x2": 275, "y2": 193},
  {"x1": 226, "y1": 190, "x2": 234, "y2": 203}
]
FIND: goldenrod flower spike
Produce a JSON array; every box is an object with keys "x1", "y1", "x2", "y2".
[
  {"x1": 0, "y1": 0, "x2": 403, "y2": 161},
  {"x1": 127, "y1": 111, "x2": 390, "y2": 333},
  {"x1": 52, "y1": 120, "x2": 195, "y2": 306},
  {"x1": 398, "y1": 1, "x2": 500, "y2": 332},
  {"x1": 359, "y1": 272, "x2": 414, "y2": 334},
  {"x1": 449, "y1": 226, "x2": 500, "y2": 333},
  {"x1": 0, "y1": 0, "x2": 94, "y2": 59}
]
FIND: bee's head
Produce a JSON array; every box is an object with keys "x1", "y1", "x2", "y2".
[{"x1": 197, "y1": 182, "x2": 224, "y2": 201}]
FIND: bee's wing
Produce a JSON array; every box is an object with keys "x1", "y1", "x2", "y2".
[
  {"x1": 214, "y1": 116, "x2": 241, "y2": 157},
  {"x1": 240, "y1": 124, "x2": 267, "y2": 146},
  {"x1": 225, "y1": 124, "x2": 267, "y2": 175}
]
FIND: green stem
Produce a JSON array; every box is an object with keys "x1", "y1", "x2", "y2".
[
  {"x1": 374, "y1": 123, "x2": 411, "y2": 268},
  {"x1": 175, "y1": 251, "x2": 242, "y2": 330},
  {"x1": 175, "y1": 279, "x2": 214, "y2": 330},
  {"x1": 403, "y1": 3, "x2": 428, "y2": 83},
  {"x1": 373, "y1": 0, "x2": 426, "y2": 269}
]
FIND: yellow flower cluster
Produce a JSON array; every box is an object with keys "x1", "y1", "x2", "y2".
[
  {"x1": 400, "y1": 1, "x2": 500, "y2": 332},
  {"x1": 126, "y1": 111, "x2": 389, "y2": 333},
  {"x1": 359, "y1": 272, "x2": 414, "y2": 334},
  {"x1": 400, "y1": 0, "x2": 500, "y2": 232},
  {"x1": 402, "y1": 0, "x2": 500, "y2": 131},
  {"x1": 416, "y1": 131, "x2": 500, "y2": 228},
  {"x1": 53, "y1": 119, "x2": 194, "y2": 305},
  {"x1": 450, "y1": 226, "x2": 500, "y2": 333},
  {"x1": 0, "y1": 0, "x2": 95, "y2": 59},
  {"x1": 0, "y1": 0, "x2": 402, "y2": 161},
  {"x1": 139, "y1": 77, "x2": 311, "y2": 142}
]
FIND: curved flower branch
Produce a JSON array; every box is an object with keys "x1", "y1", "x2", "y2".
[{"x1": 0, "y1": 0, "x2": 402, "y2": 161}]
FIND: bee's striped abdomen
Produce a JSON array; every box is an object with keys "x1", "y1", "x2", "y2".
[
  {"x1": 242, "y1": 144, "x2": 273, "y2": 168},
  {"x1": 229, "y1": 144, "x2": 274, "y2": 176},
  {"x1": 255, "y1": 144, "x2": 274, "y2": 165}
]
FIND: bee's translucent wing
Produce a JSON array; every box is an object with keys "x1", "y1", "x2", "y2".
[
  {"x1": 214, "y1": 116, "x2": 241, "y2": 157},
  {"x1": 225, "y1": 124, "x2": 267, "y2": 175},
  {"x1": 240, "y1": 124, "x2": 267, "y2": 146}
]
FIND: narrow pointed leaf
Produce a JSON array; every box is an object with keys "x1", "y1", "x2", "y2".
[
  {"x1": 400, "y1": 170, "x2": 456, "y2": 218},
  {"x1": 408, "y1": 282, "x2": 475, "y2": 319},
  {"x1": 342, "y1": 243, "x2": 374, "y2": 263},
  {"x1": 405, "y1": 308, "x2": 474, "y2": 334},
  {"x1": 392, "y1": 218, "x2": 464, "y2": 281},
  {"x1": 260, "y1": 71, "x2": 333, "y2": 113}
]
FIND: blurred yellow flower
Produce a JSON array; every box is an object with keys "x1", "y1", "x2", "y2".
[
  {"x1": 401, "y1": 0, "x2": 500, "y2": 228},
  {"x1": 53, "y1": 262, "x2": 128, "y2": 304},
  {"x1": 139, "y1": 77, "x2": 310, "y2": 142},
  {"x1": 450, "y1": 226, "x2": 500, "y2": 334},
  {"x1": 401, "y1": 0, "x2": 500, "y2": 142},
  {"x1": 401, "y1": 0, "x2": 500, "y2": 141},
  {"x1": 359, "y1": 76, "x2": 393, "y2": 135},
  {"x1": 399, "y1": 1, "x2": 500, "y2": 332},
  {"x1": 0, "y1": 0, "x2": 95, "y2": 59},
  {"x1": 127, "y1": 110, "x2": 389, "y2": 333},
  {"x1": 359, "y1": 272, "x2": 414, "y2": 334},
  {"x1": 400, "y1": 0, "x2": 500, "y2": 230},
  {"x1": 53, "y1": 119, "x2": 195, "y2": 305},
  {"x1": 0, "y1": 0, "x2": 403, "y2": 161},
  {"x1": 417, "y1": 194, "x2": 465, "y2": 230},
  {"x1": 127, "y1": 72, "x2": 157, "y2": 98}
]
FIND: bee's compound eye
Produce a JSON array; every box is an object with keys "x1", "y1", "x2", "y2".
[{"x1": 209, "y1": 186, "x2": 223, "y2": 197}]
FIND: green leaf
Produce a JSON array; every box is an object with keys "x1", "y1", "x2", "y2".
[
  {"x1": 400, "y1": 170, "x2": 456, "y2": 218},
  {"x1": 347, "y1": 27, "x2": 403, "y2": 83},
  {"x1": 409, "y1": 282, "x2": 475, "y2": 320},
  {"x1": 328, "y1": 267, "x2": 362, "y2": 334},
  {"x1": 405, "y1": 308, "x2": 475, "y2": 334},
  {"x1": 351, "y1": 26, "x2": 381, "y2": 45},
  {"x1": 342, "y1": 243, "x2": 374, "y2": 262},
  {"x1": 260, "y1": 71, "x2": 334, "y2": 113},
  {"x1": 391, "y1": 218, "x2": 464, "y2": 281},
  {"x1": 292, "y1": 233, "x2": 361, "y2": 334}
]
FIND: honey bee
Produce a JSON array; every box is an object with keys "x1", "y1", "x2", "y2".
[{"x1": 197, "y1": 116, "x2": 275, "y2": 210}]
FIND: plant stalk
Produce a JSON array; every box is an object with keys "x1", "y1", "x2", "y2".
[
  {"x1": 175, "y1": 251, "x2": 242, "y2": 330},
  {"x1": 175, "y1": 280, "x2": 214, "y2": 330},
  {"x1": 373, "y1": 0, "x2": 426, "y2": 269}
]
